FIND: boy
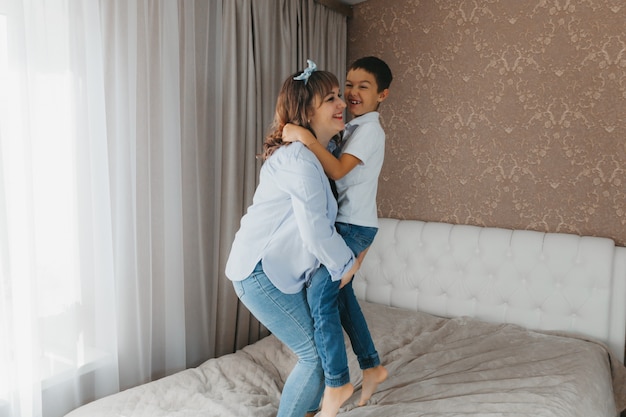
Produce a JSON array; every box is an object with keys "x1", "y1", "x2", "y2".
[{"x1": 283, "y1": 56, "x2": 392, "y2": 417}]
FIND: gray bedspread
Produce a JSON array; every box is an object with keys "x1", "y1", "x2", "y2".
[{"x1": 65, "y1": 301, "x2": 626, "y2": 417}]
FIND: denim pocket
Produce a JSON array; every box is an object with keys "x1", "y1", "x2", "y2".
[
  {"x1": 336, "y1": 222, "x2": 378, "y2": 256},
  {"x1": 352, "y1": 231, "x2": 376, "y2": 251}
]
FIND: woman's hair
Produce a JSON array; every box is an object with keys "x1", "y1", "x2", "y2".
[{"x1": 262, "y1": 69, "x2": 339, "y2": 160}]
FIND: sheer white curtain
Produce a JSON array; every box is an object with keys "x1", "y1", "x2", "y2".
[
  {"x1": 0, "y1": 1, "x2": 222, "y2": 416},
  {"x1": 0, "y1": 1, "x2": 119, "y2": 416},
  {"x1": 0, "y1": 0, "x2": 345, "y2": 416},
  {"x1": 100, "y1": 0, "x2": 188, "y2": 389}
]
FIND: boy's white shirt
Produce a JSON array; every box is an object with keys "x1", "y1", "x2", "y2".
[{"x1": 335, "y1": 111, "x2": 384, "y2": 228}]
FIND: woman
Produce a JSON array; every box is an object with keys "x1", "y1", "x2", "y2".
[{"x1": 225, "y1": 61, "x2": 359, "y2": 417}]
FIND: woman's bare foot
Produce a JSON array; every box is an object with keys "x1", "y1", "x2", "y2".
[
  {"x1": 358, "y1": 365, "x2": 388, "y2": 406},
  {"x1": 320, "y1": 383, "x2": 354, "y2": 417}
]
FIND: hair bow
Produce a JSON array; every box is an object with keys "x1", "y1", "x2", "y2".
[{"x1": 293, "y1": 59, "x2": 317, "y2": 85}]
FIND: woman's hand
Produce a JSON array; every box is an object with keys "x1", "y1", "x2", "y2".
[
  {"x1": 282, "y1": 123, "x2": 318, "y2": 146},
  {"x1": 339, "y1": 257, "x2": 361, "y2": 289}
]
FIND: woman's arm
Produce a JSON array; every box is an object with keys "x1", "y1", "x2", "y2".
[
  {"x1": 279, "y1": 152, "x2": 356, "y2": 282},
  {"x1": 340, "y1": 257, "x2": 360, "y2": 288},
  {"x1": 283, "y1": 123, "x2": 360, "y2": 181}
]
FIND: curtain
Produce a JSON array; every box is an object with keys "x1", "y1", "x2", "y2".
[
  {"x1": 0, "y1": 0, "x2": 346, "y2": 416},
  {"x1": 0, "y1": 1, "x2": 120, "y2": 417},
  {"x1": 218, "y1": 0, "x2": 347, "y2": 354}
]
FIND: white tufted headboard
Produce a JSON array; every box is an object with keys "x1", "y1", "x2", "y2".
[{"x1": 354, "y1": 218, "x2": 626, "y2": 361}]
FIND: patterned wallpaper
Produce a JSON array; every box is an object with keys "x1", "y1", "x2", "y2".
[{"x1": 348, "y1": 0, "x2": 626, "y2": 246}]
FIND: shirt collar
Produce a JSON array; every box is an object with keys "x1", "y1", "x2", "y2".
[
  {"x1": 346, "y1": 111, "x2": 379, "y2": 128},
  {"x1": 343, "y1": 111, "x2": 378, "y2": 140}
]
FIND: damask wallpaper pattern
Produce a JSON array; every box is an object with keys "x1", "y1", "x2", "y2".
[{"x1": 348, "y1": 0, "x2": 626, "y2": 246}]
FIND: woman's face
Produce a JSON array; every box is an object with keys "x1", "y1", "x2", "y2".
[{"x1": 309, "y1": 86, "x2": 346, "y2": 146}]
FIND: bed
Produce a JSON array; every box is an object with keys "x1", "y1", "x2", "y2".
[{"x1": 65, "y1": 218, "x2": 626, "y2": 417}]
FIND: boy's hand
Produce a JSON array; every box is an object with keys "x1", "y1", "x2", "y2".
[{"x1": 282, "y1": 123, "x2": 317, "y2": 146}]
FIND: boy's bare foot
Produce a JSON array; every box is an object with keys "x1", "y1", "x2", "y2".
[
  {"x1": 358, "y1": 365, "x2": 388, "y2": 406},
  {"x1": 320, "y1": 383, "x2": 354, "y2": 417}
]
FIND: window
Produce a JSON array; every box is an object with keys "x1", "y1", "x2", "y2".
[{"x1": 0, "y1": 5, "x2": 112, "y2": 413}]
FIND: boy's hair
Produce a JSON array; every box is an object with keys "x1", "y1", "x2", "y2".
[
  {"x1": 349, "y1": 56, "x2": 393, "y2": 92},
  {"x1": 263, "y1": 70, "x2": 339, "y2": 160}
]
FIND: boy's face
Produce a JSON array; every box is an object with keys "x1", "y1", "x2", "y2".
[{"x1": 344, "y1": 68, "x2": 389, "y2": 117}]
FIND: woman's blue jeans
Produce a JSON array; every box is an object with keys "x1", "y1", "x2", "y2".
[
  {"x1": 233, "y1": 262, "x2": 324, "y2": 417},
  {"x1": 307, "y1": 222, "x2": 381, "y2": 387}
]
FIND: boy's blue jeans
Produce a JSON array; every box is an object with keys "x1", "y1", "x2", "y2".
[
  {"x1": 306, "y1": 222, "x2": 381, "y2": 387},
  {"x1": 233, "y1": 262, "x2": 324, "y2": 416}
]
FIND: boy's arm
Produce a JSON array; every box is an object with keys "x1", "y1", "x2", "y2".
[
  {"x1": 309, "y1": 143, "x2": 360, "y2": 181},
  {"x1": 282, "y1": 123, "x2": 360, "y2": 180}
]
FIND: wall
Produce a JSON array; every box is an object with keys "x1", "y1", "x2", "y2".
[{"x1": 348, "y1": 0, "x2": 626, "y2": 246}]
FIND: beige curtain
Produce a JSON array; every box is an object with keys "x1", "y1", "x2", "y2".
[{"x1": 217, "y1": 0, "x2": 347, "y2": 355}]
